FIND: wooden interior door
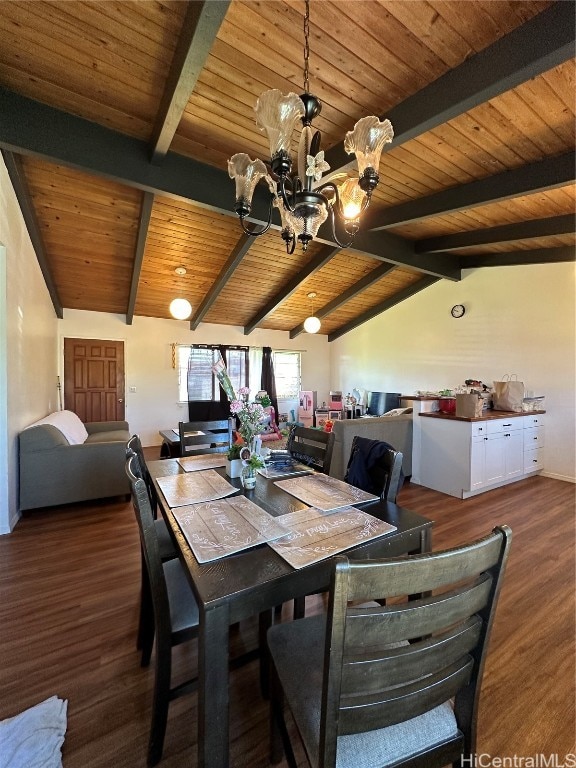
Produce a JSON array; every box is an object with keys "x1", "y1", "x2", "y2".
[{"x1": 64, "y1": 338, "x2": 125, "y2": 422}]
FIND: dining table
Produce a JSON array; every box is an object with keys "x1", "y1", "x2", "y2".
[{"x1": 148, "y1": 457, "x2": 433, "y2": 768}]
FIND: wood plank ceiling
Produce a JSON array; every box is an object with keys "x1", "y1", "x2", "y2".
[{"x1": 0, "y1": 0, "x2": 574, "y2": 341}]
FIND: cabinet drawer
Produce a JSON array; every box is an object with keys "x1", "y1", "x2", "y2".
[
  {"x1": 524, "y1": 426, "x2": 545, "y2": 449},
  {"x1": 487, "y1": 418, "x2": 523, "y2": 435},
  {"x1": 524, "y1": 447, "x2": 544, "y2": 473},
  {"x1": 471, "y1": 422, "x2": 488, "y2": 437},
  {"x1": 523, "y1": 414, "x2": 545, "y2": 428}
]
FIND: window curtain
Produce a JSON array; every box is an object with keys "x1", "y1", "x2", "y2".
[{"x1": 261, "y1": 347, "x2": 279, "y2": 420}]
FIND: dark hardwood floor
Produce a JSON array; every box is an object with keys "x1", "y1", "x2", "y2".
[{"x1": 0, "y1": 458, "x2": 574, "y2": 766}]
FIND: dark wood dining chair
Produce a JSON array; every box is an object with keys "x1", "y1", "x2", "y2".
[
  {"x1": 126, "y1": 454, "x2": 199, "y2": 767},
  {"x1": 268, "y1": 525, "x2": 512, "y2": 768},
  {"x1": 286, "y1": 426, "x2": 335, "y2": 473},
  {"x1": 127, "y1": 434, "x2": 159, "y2": 514},
  {"x1": 126, "y1": 438, "x2": 177, "y2": 661},
  {"x1": 286, "y1": 426, "x2": 335, "y2": 619},
  {"x1": 344, "y1": 435, "x2": 404, "y2": 502},
  {"x1": 178, "y1": 418, "x2": 233, "y2": 457}
]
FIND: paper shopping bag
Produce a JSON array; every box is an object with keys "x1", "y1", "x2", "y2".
[
  {"x1": 456, "y1": 393, "x2": 484, "y2": 418},
  {"x1": 492, "y1": 375, "x2": 524, "y2": 412}
]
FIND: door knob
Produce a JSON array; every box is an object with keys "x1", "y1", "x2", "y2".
[{"x1": 118, "y1": 398, "x2": 124, "y2": 403}]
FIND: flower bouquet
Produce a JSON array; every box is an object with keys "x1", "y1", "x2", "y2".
[
  {"x1": 230, "y1": 387, "x2": 265, "y2": 449},
  {"x1": 212, "y1": 354, "x2": 265, "y2": 454}
]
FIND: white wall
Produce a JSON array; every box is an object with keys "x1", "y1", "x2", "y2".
[
  {"x1": 56, "y1": 311, "x2": 331, "y2": 447},
  {"x1": 0, "y1": 156, "x2": 59, "y2": 533},
  {"x1": 330, "y1": 263, "x2": 576, "y2": 483}
]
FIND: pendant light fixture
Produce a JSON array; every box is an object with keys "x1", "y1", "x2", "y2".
[
  {"x1": 169, "y1": 267, "x2": 192, "y2": 320},
  {"x1": 228, "y1": 0, "x2": 393, "y2": 254},
  {"x1": 304, "y1": 292, "x2": 321, "y2": 334}
]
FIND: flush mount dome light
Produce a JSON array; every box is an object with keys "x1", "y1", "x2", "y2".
[{"x1": 169, "y1": 298, "x2": 192, "y2": 320}]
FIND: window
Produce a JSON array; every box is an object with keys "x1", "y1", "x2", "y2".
[
  {"x1": 177, "y1": 346, "x2": 248, "y2": 402},
  {"x1": 272, "y1": 351, "x2": 301, "y2": 398}
]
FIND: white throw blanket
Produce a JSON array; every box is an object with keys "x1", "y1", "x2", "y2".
[
  {"x1": 0, "y1": 697, "x2": 67, "y2": 768},
  {"x1": 25, "y1": 410, "x2": 88, "y2": 445}
]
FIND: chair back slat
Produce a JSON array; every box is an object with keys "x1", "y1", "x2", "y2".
[
  {"x1": 345, "y1": 575, "x2": 492, "y2": 647},
  {"x1": 338, "y1": 657, "x2": 474, "y2": 735},
  {"x1": 318, "y1": 526, "x2": 512, "y2": 763},
  {"x1": 287, "y1": 426, "x2": 335, "y2": 473},
  {"x1": 344, "y1": 532, "x2": 505, "y2": 601},
  {"x1": 340, "y1": 616, "x2": 482, "y2": 694},
  {"x1": 178, "y1": 418, "x2": 233, "y2": 457}
]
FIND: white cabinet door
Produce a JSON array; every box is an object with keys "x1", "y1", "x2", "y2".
[
  {"x1": 484, "y1": 434, "x2": 506, "y2": 485},
  {"x1": 525, "y1": 447, "x2": 544, "y2": 473},
  {"x1": 504, "y1": 430, "x2": 524, "y2": 479},
  {"x1": 524, "y1": 426, "x2": 545, "y2": 450},
  {"x1": 470, "y1": 435, "x2": 487, "y2": 491}
]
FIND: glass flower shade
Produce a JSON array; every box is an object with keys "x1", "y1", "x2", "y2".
[
  {"x1": 274, "y1": 195, "x2": 301, "y2": 238},
  {"x1": 304, "y1": 315, "x2": 321, "y2": 334},
  {"x1": 291, "y1": 199, "x2": 328, "y2": 242},
  {"x1": 169, "y1": 298, "x2": 192, "y2": 320},
  {"x1": 344, "y1": 116, "x2": 394, "y2": 176},
  {"x1": 336, "y1": 177, "x2": 367, "y2": 222},
  {"x1": 228, "y1": 153, "x2": 269, "y2": 212},
  {"x1": 255, "y1": 90, "x2": 305, "y2": 159}
]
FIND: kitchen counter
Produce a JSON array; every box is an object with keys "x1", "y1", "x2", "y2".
[
  {"x1": 416, "y1": 411, "x2": 546, "y2": 498},
  {"x1": 400, "y1": 395, "x2": 440, "y2": 401},
  {"x1": 420, "y1": 410, "x2": 545, "y2": 423}
]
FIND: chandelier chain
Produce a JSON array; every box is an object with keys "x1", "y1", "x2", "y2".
[{"x1": 303, "y1": 0, "x2": 310, "y2": 94}]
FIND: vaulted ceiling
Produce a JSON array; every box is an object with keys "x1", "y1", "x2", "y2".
[{"x1": 0, "y1": 0, "x2": 574, "y2": 341}]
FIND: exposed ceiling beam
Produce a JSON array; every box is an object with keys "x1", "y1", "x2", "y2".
[
  {"x1": 0, "y1": 88, "x2": 458, "y2": 280},
  {"x1": 328, "y1": 276, "x2": 440, "y2": 342},
  {"x1": 150, "y1": 1, "x2": 230, "y2": 163},
  {"x1": 243, "y1": 246, "x2": 341, "y2": 335},
  {"x1": 1, "y1": 150, "x2": 63, "y2": 319},
  {"x1": 366, "y1": 152, "x2": 576, "y2": 231},
  {"x1": 0, "y1": 85, "x2": 264, "y2": 219},
  {"x1": 416, "y1": 214, "x2": 576, "y2": 253},
  {"x1": 190, "y1": 233, "x2": 253, "y2": 330},
  {"x1": 126, "y1": 192, "x2": 154, "y2": 325},
  {"x1": 349, "y1": 231, "x2": 461, "y2": 280},
  {"x1": 323, "y1": 2, "x2": 576, "y2": 175},
  {"x1": 458, "y1": 246, "x2": 575, "y2": 269},
  {"x1": 289, "y1": 263, "x2": 396, "y2": 339}
]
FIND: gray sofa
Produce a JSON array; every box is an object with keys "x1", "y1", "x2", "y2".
[
  {"x1": 328, "y1": 414, "x2": 413, "y2": 481},
  {"x1": 19, "y1": 412, "x2": 130, "y2": 510}
]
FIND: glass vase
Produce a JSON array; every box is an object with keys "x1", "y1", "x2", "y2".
[{"x1": 241, "y1": 465, "x2": 257, "y2": 490}]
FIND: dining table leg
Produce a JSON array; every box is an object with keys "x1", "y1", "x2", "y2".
[
  {"x1": 420, "y1": 526, "x2": 432, "y2": 553},
  {"x1": 258, "y1": 608, "x2": 274, "y2": 698},
  {"x1": 198, "y1": 602, "x2": 231, "y2": 768}
]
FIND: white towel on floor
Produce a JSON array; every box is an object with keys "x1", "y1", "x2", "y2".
[{"x1": 0, "y1": 696, "x2": 67, "y2": 768}]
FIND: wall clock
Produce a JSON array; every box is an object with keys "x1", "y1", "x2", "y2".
[{"x1": 451, "y1": 304, "x2": 466, "y2": 318}]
